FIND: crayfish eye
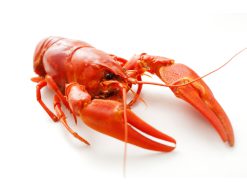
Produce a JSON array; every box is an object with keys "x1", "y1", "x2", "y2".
[{"x1": 105, "y1": 73, "x2": 115, "y2": 80}]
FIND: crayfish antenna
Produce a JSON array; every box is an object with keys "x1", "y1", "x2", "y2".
[
  {"x1": 163, "y1": 47, "x2": 247, "y2": 88},
  {"x1": 122, "y1": 87, "x2": 128, "y2": 177},
  {"x1": 129, "y1": 47, "x2": 247, "y2": 89}
]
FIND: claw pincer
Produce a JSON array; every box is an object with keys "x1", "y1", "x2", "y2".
[
  {"x1": 80, "y1": 99, "x2": 176, "y2": 152},
  {"x1": 157, "y1": 64, "x2": 234, "y2": 146},
  {"x1": 32, "y1": 36, "x2": 234, "y2": 154}
]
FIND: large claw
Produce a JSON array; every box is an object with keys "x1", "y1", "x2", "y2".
[
  {"x1": 80, "y1": 99, "x2": 176, "y2": 152},
  {"x1": 157, "y1": 64, "x2": 234, "y2": 146}
]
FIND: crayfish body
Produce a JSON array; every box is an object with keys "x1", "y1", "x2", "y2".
[{"x1": 32, "y1": 37, "x2": 234, "y2": 152}]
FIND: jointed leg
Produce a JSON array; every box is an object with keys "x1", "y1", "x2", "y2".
[
  {"x1": 45, "y1": 75, "x2": 77, "y2": 123},
  {"x1": 53, "y1": 95, "x2": 90, "y2": 145},
  {"x1": 36, "y1": 80, "x2": 58, "y2": 122},
  {"x1": 45, "y1": 76, "x2": 70, "y2": 111}
]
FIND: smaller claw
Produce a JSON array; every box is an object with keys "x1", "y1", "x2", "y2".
[
  {"x1": 80, "y1": 99, "x2": 176, "y2": 152},
  {"x1": 158, "y1": 64, "x2": 234, "y2": 146}
]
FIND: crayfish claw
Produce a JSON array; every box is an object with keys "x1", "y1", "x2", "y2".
[
  {"x1": 157, "y1": 64, "x2": 234, "y2": 146},
  {"x1": 80, "y1": 99, "x2": 176, "y2": 152}
]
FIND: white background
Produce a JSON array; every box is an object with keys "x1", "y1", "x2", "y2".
[{"x1": 0, "y1": 0, "x2": 247, "y2": 190}]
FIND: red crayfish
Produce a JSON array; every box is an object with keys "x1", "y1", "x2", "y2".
[{"x1": 32, "y1": 37, "x2": 234, "y2": 152}]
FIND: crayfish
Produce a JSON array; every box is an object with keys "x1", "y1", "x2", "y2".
[{"x1": 32, "y1": 37, "x2": 234, "y2": 152}]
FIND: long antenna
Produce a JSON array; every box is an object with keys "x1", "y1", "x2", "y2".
[
  {"x1": 180, "y1": 47, "x2": 247, "y2": 86},
  {"x1": 122, "y1": 87, "x2": 128, "y2": 177},
  {"x1": 130, "y1": 48, "x2": 247, "y2": 88}
]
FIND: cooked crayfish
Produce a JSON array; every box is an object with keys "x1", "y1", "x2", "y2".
[{"x1": 32, "y1": 37, "x2": 234, "y2": 152}]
